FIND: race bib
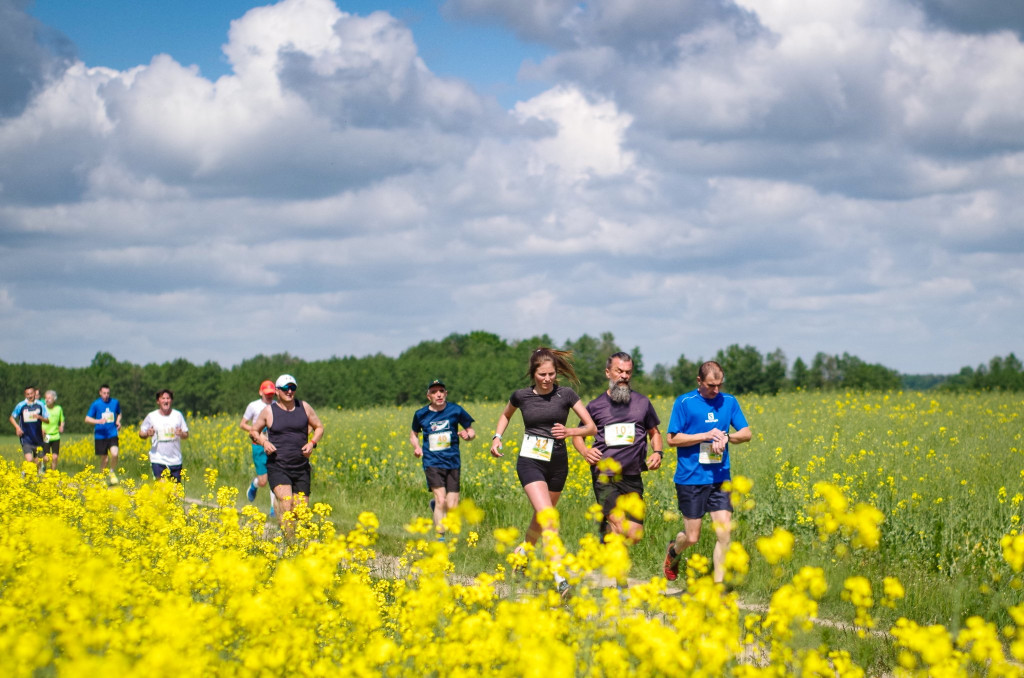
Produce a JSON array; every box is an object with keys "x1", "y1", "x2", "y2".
[
  {"x1": 102, "y1": 410, "x2": 115, "y2": 423},
  {"x1": 699, "y1": 442, "x2": 723, "y2": 465},
  {"x1": 157, "y1": 427, "x2": 176, "y2": 442},
  {"x1": 604, "y1": 422, "x2": 636, "y2": 447},
  {"x1": 428, "y1": 431, "x2": 452, "y2": 450},
  {"x1": 520, "y1": 434, "x2": 554, "y2": 461},
  {"x1": 43, "y1": 433, "x2": 49, "y2": 443},
  {"x1": 24, "y1": 410, "x2": 38, "y2": 423}
]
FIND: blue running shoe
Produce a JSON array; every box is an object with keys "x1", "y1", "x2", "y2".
[{"x1": 247, "y1": 482, "x2": 257, "y2": 502}]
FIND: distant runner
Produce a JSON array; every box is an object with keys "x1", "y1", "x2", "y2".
[
  {"x1": 410, "y1": 379, "x2": 476, "y2": 541},
  {"x1": 41, "y1": 390, "x2": 65, "y2": 471},
  {"x1": 241, "y1": 380, "x2": 277, "y2": 516},
  {"x1": 85, "y1": 384, "x2": 122, "y2": 484},
  {"x1": 139, "y1": 389, "x2": 190, "y2": 482},
  {"x1": 572, "y1": 352, "x2": 663, "y2": 546},
  {"x1": 10, "y1": 385, "x2": 49, "y2": 474},
  {"x1": 663, "y1": 361, "x2": 752, "y2": 585}
]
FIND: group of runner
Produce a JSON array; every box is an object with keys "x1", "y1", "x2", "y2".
[
  {"x1": 9, "y1": 383, "x2": 194, "y2": 485},
  {"x1": 232, "y1": 346, "x2": 752, "y2": 593},
  {"x1": 10, "y1": 385, "x2": 123, "y2": 480},
  {"x1": 13, "y1": 348, "x2": 752, "y2": 591},
  {"x1": 408, "y1": 347, "x2": 752, "y2": 595}
]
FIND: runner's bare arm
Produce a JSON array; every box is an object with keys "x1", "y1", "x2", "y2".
[
  {"x1": 728, "y1": 426, "x2": 752, "y2": 444},
  {"x1": 489, "y1": 402, "x2": 517, "y2": 457},
  {"x1": 552, "y1": 401, "x2": 597, "y2": 440},
  {"x1": 645, "y1": 426, "x2": 664, "y2": 470},
  {"x1": 251, "y1": 408, "x2": 275, "y2": 452},
  {"x1": 301, "y1": 402, "x2": 324, "y2": 455}
]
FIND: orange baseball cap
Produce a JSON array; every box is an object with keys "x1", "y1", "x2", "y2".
[{"x1": 259, "y1": 380, "x2": 276, "y2": 395}]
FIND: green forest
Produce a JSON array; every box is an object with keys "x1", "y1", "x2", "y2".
[{"x1": 2, "y1": 330, "x2": 1020, "y2": 434}]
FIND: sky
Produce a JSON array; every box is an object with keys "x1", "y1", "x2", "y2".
[{"x1": 1, "y1": 0, "x2": 1022, "y2": 376}]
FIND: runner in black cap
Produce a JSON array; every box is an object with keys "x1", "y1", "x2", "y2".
[{"x1": 409, "y1": 379, "x2": 476, "y2": 541}]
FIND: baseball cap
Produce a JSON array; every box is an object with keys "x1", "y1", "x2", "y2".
[
  {"x1": 427, "y1": 379, "x2": 446, "y2": 391},
  {"x1": 259, "y1": 380, "x2": 276, "y2": 395},
  {"x1": 275, "y1": 374, "x2": 298, "y2": 389}
]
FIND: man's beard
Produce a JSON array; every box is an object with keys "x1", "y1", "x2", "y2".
[{"x1": 609, "y1": 381, "x2": 631, "y2": 404}]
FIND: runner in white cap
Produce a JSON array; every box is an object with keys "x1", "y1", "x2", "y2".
[{"x1": 249, "y1": 374, "x2": 324, "y2": 536}]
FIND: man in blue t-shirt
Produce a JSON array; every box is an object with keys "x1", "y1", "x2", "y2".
[
  {"x1": 409, "y1": 379, "x2": 475, "y2": 540},
  {"x1": 85, "y1": 384, "x2": 123, "y2": 484},
  {"x1": 663, "y1": 361, "x2": 751, "y2": 584},
  {"x1": 10, "y1": 385, "x2": 49, "y2": 471}
]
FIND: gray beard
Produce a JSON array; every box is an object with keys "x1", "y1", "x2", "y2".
[{"x1": 609, "y1": 382, "x2": 632, "y2": 404}]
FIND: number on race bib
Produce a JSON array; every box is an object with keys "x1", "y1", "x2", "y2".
[
  {"x1": 699, "y1": 442, "x2": 723, "y2": 465},
  {"x1": 520, "y1": 434, "x2": 554, "y2": 461},
  {"x1": 428, "y1": 432, "x2": 452, "y2": 450},
  {"x1": 604, "y1": 422, "x2": 636, "y2": 446}
]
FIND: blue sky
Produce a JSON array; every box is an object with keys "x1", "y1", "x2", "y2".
[
  {"x1": 28, "y1": 0, "x2": 552, "y2": 107},
  {"x1": 2, "y1": 0, "x2": 1022, "y2": 375}
]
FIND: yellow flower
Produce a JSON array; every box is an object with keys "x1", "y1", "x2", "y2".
[
  {"x1": 1001, "y1": 533, "x2": 1024, "y2": 572},
  {"x1": 492, "y1": 527, "x2": 520, "y2": 553},
  {"x1": 881, "y1": 576, "x2": 905, "y2": 608},
  {"x1": 756, "y1": 527, "x2": 795, "y2": 565}
]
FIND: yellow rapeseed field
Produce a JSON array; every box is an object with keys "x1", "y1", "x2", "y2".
[{"x1": 3, "y1": 390, "x2": 1023, "y2": 675}]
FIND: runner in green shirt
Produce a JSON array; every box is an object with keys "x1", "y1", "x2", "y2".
[{"x1": 42, "y1": 390, "x2": 65, "y2": 471}]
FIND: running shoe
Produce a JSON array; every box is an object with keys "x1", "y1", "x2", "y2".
[
  {"x1": 269, "y1": 503, "x2": 276, "y2": 518},
  {"x1": 108, "y1": 472, "x2": 120, "y2": 486},
  {"x1": 557, "y1": 579, "x2": 571, "y2": 601},
  {"x1": 247, "y1": 482, "x2": 257, "y2": 502},
  {"x1": 663, "y1": 541, "x2": 679, "y2": 581}
]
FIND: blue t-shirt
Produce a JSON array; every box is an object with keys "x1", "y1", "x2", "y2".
[
  {"x1": 11, "y1": 400, "x2": 49, "y2": 446},
  {"x1": 411, "y1": 403, "x2": 474, "y2": 470},
  {"x1": 668, "y1": 389, "x2": 748, "y2": 485},
  {"x1": 87, "y1": 398, "x2": 121, "y2": 440}
]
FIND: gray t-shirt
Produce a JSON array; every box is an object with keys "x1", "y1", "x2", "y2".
[
  {"x1": 586, "y1": 391, "x2": 661, "y2": 477},
  {"x1": 509, "y1": 385, "x2": 581, "y2": 450}
]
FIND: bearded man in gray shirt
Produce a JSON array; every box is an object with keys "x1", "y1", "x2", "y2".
[{"x1": 572, "y1": 352, "x2": 664, "y2": 545}]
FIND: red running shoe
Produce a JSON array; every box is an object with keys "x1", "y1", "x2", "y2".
[{"x1": 663, "y1": 541, "x2": 679, "y2": 581}]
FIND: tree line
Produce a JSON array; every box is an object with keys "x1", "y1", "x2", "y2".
[{"x1": 2, "y1": 331, "x2": 1018, "y2": 434}]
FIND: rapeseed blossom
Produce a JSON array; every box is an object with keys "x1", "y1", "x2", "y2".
[
  {"x1": 4, "y1": 388, "x2": 1024, "y2": 677},
  {"x1": 756, "y1": 527, "x2": 795, "y2": 565}
]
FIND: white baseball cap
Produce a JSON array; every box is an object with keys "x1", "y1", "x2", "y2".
[{"x1": 275, "y1": 374, "x2": 297, "y2": 389}]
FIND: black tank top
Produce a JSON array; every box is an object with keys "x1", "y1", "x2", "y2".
[{"x1": 268, "y1": 400, "x2": 309, "y2": 468}]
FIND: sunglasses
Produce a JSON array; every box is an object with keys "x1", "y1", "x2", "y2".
[{"x1": 277, "y1": 385, "x2": 297, "y2": 393}]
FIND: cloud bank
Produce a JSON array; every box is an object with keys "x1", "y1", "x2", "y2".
[{"x1": 1, "y1": 0, "x2": 1022, "y2": 374}]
